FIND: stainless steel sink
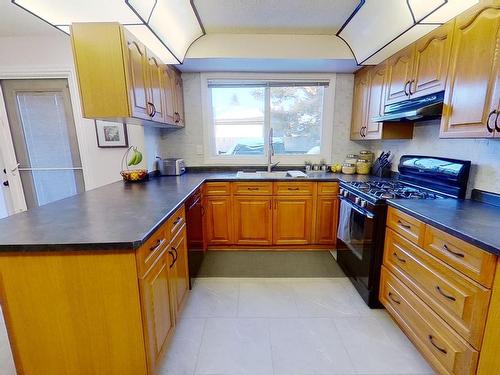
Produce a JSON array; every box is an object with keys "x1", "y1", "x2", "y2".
[{"x1": 236, "y1": 171, "x2": 305, "y2": 179}]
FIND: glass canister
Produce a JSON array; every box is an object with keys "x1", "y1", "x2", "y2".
[
  {"x1": 345, "y1": 154, "x2": 359, "y2": 164},
  {"x1": 359, "y1": 150, "x2": 374, "y2": 163},
  {"x1": 342, "y1": 162, "x2": 357, "y2": 175},
  {"x1": 356, "y1": 159, "x2": 371, "y2": 175}
]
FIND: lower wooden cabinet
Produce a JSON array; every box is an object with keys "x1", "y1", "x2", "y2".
[
  {"x1": 170, "y1": 227, "x2": 189, "y2": 309},
  {"x1": 273, "y1": 196, "x2": 313, "y2": 245},
  {"x1": 233, "y1": 196, "x2": 273, "y2": 245},
  {"x1": 204, "y1": 195, "x2": 233, "y2": 245},
  {"x1": 315, "y1": 196, "x2": 339, "y2": 245},
  {"x1": 140, "y1": 250, "x2": 175, "y2": 373}
]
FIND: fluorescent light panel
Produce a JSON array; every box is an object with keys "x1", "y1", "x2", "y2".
[
  {"x1": 338, "y1": 0, "x2": 480, "y2": 65},
  {"x1": 12, "y1": 0, "x2": 204, "y2": 64}
]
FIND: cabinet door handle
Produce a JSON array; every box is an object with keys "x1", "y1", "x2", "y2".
[
  {"x1": 436, "y1": 286, "x2": 456, "y2": 301},
  {"x1": 149, "y1": 239, "x2": 163, "y2": 252},
  {"x1": 168, "y1": 250, "x2": 176, "y2": 268},
  {"x1": 443, "y1": 243, "x2": 465, "y2": 258},
  {"x1": 409, "y1": 79, "x2": 415, "y2": 95},
  {"x1": 392, "y1": 252, "x2": 406, "y2": 263},
  {"x1": 388, "y1": 292, "x2": 401, "y2": 305},
  {"x1": 397, "y1": 220, "x2": 411, "y2": 230},
  {"x1": 403, "y1": 81, "x2": 410, "y2": 96},
  {"x1": 359, "y1": 127, "x2": 363, "y2": 137},
  {"x1": 495, "y1": 111, "x2": 500, "y2": 132},
  {"x1": 487, "y1": 110, "x2": 496, "y2": 133},
  {"x1": 428, "y1": 335, "x2": 447, "y2": 355},
  {"x1": 362, "y1": 126, "x2": 367, "y2": 137}
]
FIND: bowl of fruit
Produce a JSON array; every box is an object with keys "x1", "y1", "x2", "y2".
[{"x1": 120, "y1": 146, "x2": 148, "y2": 182}]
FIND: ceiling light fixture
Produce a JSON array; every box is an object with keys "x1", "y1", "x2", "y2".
[
  {"x1": 11, "y1": 0, "x2": 205, "y2": 64},
  {"x1": 337, "y1": 0, "x2": 479, "y2": 66}
]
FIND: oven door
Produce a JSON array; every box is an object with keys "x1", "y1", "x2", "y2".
[{"x1": 337, "y1": 197, "x2": 375, "y2": 289}]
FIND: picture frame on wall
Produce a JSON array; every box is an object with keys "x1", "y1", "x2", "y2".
[{"x1": 95, "y1": 121, "x2": 129, "y2": 148}]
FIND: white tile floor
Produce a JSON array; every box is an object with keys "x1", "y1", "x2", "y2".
[{"x1": 0, "y1": 278, "x2": 435, "y2": 375}]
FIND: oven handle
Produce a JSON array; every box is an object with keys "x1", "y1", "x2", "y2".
[{"x1": 339, "y1": 196, "x2": 374, "y2": 219}]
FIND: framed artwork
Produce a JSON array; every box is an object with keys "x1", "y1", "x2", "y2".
[{"x1": 95, "y1": 121, "x2": 129, "y2": 148}]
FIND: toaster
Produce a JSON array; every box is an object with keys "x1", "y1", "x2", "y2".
[{"x1": 157, "y1": 158, "x2": 186, "y2": 176}]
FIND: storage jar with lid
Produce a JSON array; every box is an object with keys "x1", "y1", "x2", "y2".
[
  {"x1": 359, "y1": 150, "x2": 373, "y2": 163},
  {"x1": 342, "y1": 162, "x2": 356, "y2": 175},
  {"x1": 356, "y1": 159, "x2": 371, "y2": 175},
  {"x1": 345, "y1": 154, "x2": 359, "y2": 164}
]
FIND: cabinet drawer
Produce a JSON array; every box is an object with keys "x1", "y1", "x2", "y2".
[
  {"x1": 424, "y1": 225, "x2": 497, "y2": 288},
  {"x1": 204, "y1": 182, "x2": 231, "y2": 196},
  {"x1": 166, "y1": 205, "x2": 186, "y2": 240},
  {"x1": 384, "y1": 228, "x2": 490, "y2": 349},
  {"x1": 380, "y1": 267, "x2": 479, "y2": 375},
  {"x1": 317, "y1": 182, "x2": 339, "y2": 196},
  {"x1": 387, "y1": 207, "x2": 425, "y2": 246},
  {"x1": 137, "y1": 224, "x2": 169, "y2": 277},
  {"x1": 274, "y1": 182, "x2": 314, "y2": 195},
  {"x1": 232, "y1": 182, "x2": 273, "y2": 195}
]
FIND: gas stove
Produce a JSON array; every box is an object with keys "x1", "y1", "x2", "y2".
[
  {"x1": 336, "y1": 155, "x2": 471, "y2": 308},
  {"x1": 344, "y1": 180, "x2": 447, "y2": 201}
]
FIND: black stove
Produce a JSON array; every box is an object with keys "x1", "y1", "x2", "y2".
[{"x1": 336, "y1": 155, "x2": 471, "y2": 308}]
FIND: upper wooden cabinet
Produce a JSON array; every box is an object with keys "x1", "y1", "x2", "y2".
[
  {"x1": 364, "y1": 62, "x2": 387, "y2": 139},
  {"x1": 386, "y1": 45, "x2": 415, "y2": 105},
  {"x1": 71, "y1": 22, "x2": 184, "y2": 128},
  {"x1": 351, "y1": 68, "x2": 370, "y2": 140},
  {"x1": 440, "y1": 2, "x2": 500, "y2": 138},
  {"x1": 386, "y1": 22, "x2": 454, "y2": 105}
]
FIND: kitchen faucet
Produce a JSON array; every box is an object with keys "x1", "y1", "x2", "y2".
[{"x1": 267, "y1": 128, "x2": 280, "y2": 172}]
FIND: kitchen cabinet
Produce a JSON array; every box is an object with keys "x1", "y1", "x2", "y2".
[
  {"x1": 71, "y1": 22, "x2": 184, "y2": 128},
  {"x1": 351, "y1": 68, "x2": 370, "y2": 140},
  {"x1": 170, "y1": 227, "x2": 189, "y2": 310},
  {"x1": 314, "y1": 196, "x2": 339, "y2": 245},
  {"x1": 233, "y1": 196, "x2": 273, "y2": 245},
  {"x1": 440, "y1": 2, "x2": 500, "y2": 138},
  {"x1": 273, "y1": 196, "x2": 313, "y2": 245},
  {"x1": 204, "y1": 196, "x2": 233, "y2": 245},
  {"x1": 386, "y1": 45, "x2": 415, "y2": 105},
  {"x1": 140, "y1": 250, "x2": 175, "y2": 373},
  {"x1": 351, "y1": 65, "x2": 414, "y2": 140}
]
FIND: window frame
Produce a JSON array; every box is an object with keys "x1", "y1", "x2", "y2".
[{"x1": 201, "y1": 72, "x2": 336, "y2": 165}]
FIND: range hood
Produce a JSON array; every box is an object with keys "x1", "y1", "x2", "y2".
[{"x1": 373, "y1": 91, "x2": 444, "y2": 122}]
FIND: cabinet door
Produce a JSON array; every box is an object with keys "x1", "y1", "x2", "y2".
[
  {"x1": 174, "y1": 73, "x2": 185, "y2": 126},
  {"x1": 161, "y1": 67, "x2": 176, "y2": 124},
  {"x1": 364, "y1": 63, "x2": 387, "y2": 139},
  {"x1": 440, "y1": 4, "x2": 500, "y2": 138},
  {"x1": 140, "y1": 252, "x2": 175, "y2": 373},
  {"x1": 124, "y1": 34, "x2": 149, "y2": 120},
  {"x1": 233, "y1": 196, "x2": 273, "y2": 245},
  {"x1": 314, "y1": 197, "x2": 339, "y2": 245},
  {"x1": 204, "y1": 196, "x2": 233, "y2": 245},
  {"x1": 386, "y1": 45, "x2": 414, "y2": 104},
  {"x1": 171, "y1": 228, "x2": 189, "y2": 310},
  {"x1": 411, "y1": 22, "x2": 454, "y2": 99},
  {"x1": 273, "y1": 196, "x2": 313, "y2": 245},
  {"x1": 351, "y1": 69, "x2": 369, "y2": 140},
  {"x1": 146, "y1": 55, "x2": 166, "y2": 123}
]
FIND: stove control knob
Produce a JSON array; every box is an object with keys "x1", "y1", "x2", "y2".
[
  {"x1": 360, "y1": 200, "x2": 367, "y2": 208},
  {"x1": 355, "y1": 197, "x2": 361, "y2": 205},
  {"x1": 343, "y1": 190, "x2": 349, "y2": 197},
  {"x1": 339, "y1": 188, "x2": 344, "y2": 196}
]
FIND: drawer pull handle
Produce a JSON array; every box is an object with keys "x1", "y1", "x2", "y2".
[
  {"x1": 388, "y1": 292, "x2": 401, "y2": 305},
  {"x1": 173, "y1": 217, "x2": 182, "y2": 226},
  {"x1": 397, "y1": 220, "x2": 411, "y2": 230},
  {"x1": 443, "y1": 244, "x2": 465, "y2": 258},
  {"x1": 428, "y1": 335, "x2": 447, "y2": 355},
  {"x1": 436, "y1": 286, "x2": 456, "y2": 301},
  {"x1": 392, "y1": 252, "x2": 406, "y2": 263},
  {"x1": 247, "y1": 187, "x2": 259, "y2": 191},
  {"x1": 287, "y1": 187, "x2": 300, "y2": 190},
  {"x1": 150, "y1": 239, "x2": 163, "y2": 252}
]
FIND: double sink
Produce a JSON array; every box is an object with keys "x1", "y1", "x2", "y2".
[{"x1": 236, "y1": 170, "x2": 307, "y2": 179}]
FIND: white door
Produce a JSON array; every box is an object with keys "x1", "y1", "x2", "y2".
[{"x1": 0, "y1": 79, "x2": 84, "y2": 210}]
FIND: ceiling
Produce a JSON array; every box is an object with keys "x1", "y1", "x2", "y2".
[
  {"x1": 193, "y1": 0, "x2": 360, "y2": 35},
  {"x1": 0, "y1": 0, "x2": 58, "y2": 37}
]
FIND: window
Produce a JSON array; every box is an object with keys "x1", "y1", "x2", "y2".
[{"x1": 203, "y1": 74, "x2": 334, "y2": 164}]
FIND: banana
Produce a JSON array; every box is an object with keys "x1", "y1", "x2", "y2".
[
  {"x1": 128, "y1": 149, "x2": 138, "y2": 166},
  {"x1": 134, "y1": 150, "x2": 143, "y2": 165}
]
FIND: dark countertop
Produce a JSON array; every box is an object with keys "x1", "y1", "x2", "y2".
[
  {"x1": 387, "y1": 199, "x2": 500, "y2": 256},
  {"x1": 0, "y1": 171, "x2": 347, "y2": 252}
]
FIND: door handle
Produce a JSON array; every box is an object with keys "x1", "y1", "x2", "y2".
[
  {"x1": 403, "y1": 81, "x2": 410, "y2": 96},
  {"x1": 495, "y1": 111, "x2": 500, "y2": 132},
  {"x1": 2, "y1": 181, "x2": 8, "y2": 187}
]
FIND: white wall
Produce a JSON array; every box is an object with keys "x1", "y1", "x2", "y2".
[
  {"x1": 159, "y1": 72, "x2": 365, "y2": 166},
  {"x1": 370, "y1": 121, "x2": 500, "y2": 195},
  {"x1": 0, "y1": 34, "x2": 163, "y2": 191}
]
